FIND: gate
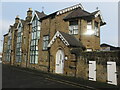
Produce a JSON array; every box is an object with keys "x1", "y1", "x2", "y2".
[
  {"x1": 89, "y1": 61, "x2": 96, "y2": 81},
  {"x1": 107, "y1": 61, "x2": 117, "y2": 85}
]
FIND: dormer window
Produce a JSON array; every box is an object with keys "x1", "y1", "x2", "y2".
[{"x1": 69, "y1": 20, "x2": 78, "y2": 35}]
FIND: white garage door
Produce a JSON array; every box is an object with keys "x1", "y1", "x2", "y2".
[
  {"x1": 89, "y1": 61, "x2": 96, "y2": 81},
  {"x1": 107, "y1": 61, "x2": 117, "y2": 85}
]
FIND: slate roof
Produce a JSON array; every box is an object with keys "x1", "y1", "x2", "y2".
[
  {"x1": 41, "y1": 3, "x2": 84, "y2": 20},
  {"x1": 59, "y1": 31, "x2": 85, "y2": 49},
  {"x1": 63, "y1": 8, "x2": 101, "y2": 20},
  {"x1": 101, "y1": 43, "x2": 120, "y2": 50},
  {"x1": 63, "y1": 8, "x2": 106, "y2": 26},
  {"x1": 35, "y1": 11, "x2": 46, "y2": 19},
  {"x1": 63, "y1": 8, "x2": 91, "y2": 20},
  {"x1": 90, "y1": 10, "x2": 100, "y2": 16},
  {"x1": 3, "y1": 33, "x2": 8, "y2": 36},
  {"x1": 21, "y1": 19, "x2": 25, "y2": 24}
]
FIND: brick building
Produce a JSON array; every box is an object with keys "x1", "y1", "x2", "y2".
[
  {"x1": 3, "y1": 3, "x2": 119, "y2": 86},
  {"x1": 2, "y1": 3, "x2": 106, "y2": 76}
]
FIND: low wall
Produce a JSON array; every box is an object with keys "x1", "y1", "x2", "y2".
[{"x1": 76, "y1": 50, "x2": 120, "y2": 86}]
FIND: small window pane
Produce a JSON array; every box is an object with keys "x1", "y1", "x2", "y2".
[
  {"x1": 37, "y1": 26, "x2": 40, "y2": 30},
  {"x1": 35, "y1": 56, "x2": 38, "y2": 64}
]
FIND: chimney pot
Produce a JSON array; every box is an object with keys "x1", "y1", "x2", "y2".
[
  {"x1": 15, "y1": 15, "x2": 20, "y2": 23},
  {"x1": 29, "y1": 8, "x2": 32, "y2": 11}
]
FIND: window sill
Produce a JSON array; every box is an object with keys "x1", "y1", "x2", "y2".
[
  {"x1": 42, "y1": 49, "x2": 48, "y2": 51},
  {"x1": 29, "y1": 63, "x2": 38, "y2": 65},
  {"x1": 94, "y1": 35, "x2": 100, "y2": 37},
  {"x1": 69, "y1": 33, "x2": 78, "y2": 35}
]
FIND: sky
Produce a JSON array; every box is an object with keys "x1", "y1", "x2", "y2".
[{"x1": 0, "y1": 1, "x2": 119, "y2": 52}]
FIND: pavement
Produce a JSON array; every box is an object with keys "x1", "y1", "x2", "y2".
[{"x1": 2, "y1": 64, "x2": 119, "y2": 89}]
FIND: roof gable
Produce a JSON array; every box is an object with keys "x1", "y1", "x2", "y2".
[
  {"x1": 91, "y1": 10, "x2": 106, "y2": 26},
  {"x1": 48, "y1": 31, "x2": 69, "y2": 48},
  {"x1": 35, "y1": 11, "x2": 46, "y2": 19},
  {"x1": 47, "y1": 31, "x2": 85, "y2": 48},
  {"x1": 31, "y1": 10, "x2": 46, "y2": 23},
  {"x1": 17, "y1": 19, "x2": 24, "y2": 29}
]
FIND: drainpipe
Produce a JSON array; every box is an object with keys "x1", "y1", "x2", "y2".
[
  {"x1": 80, "y1": 19, "x2": 82, "y2": 41},
  {"x1": 26, "y1": 23, "x2": 31, "y2": 68},
  {"x1": 48, "y1": 47, "x2": 50, "y2": 72},
  {"x1": 74, "y1": 54, "x2": 78, "y2": 77},
  {"x1": 48, "y1": 18, "x2": 51, "y2": 72}
]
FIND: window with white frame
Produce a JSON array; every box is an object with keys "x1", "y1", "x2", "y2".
[
  {"x1": 30, "y1": 15, "x2": 40, "y2": 64},
  {"x1": 16, "y1": 23, "x2": 23, "y2": 63},
  {"x1": 69, "y1": 20, "x2": 78, "y2": 35},
  {"x1": 43, "y1": 35, "x2": 49, "y2": 50},
  {"x1": 94, "y1": 22, "x2": 99, "y2": 36},
  {"x1": 87, "y1": 21, "x2": 92, "y2": 31},
  {"x1": 6, "y1": 32, "x2": 12, "y2": 62}
]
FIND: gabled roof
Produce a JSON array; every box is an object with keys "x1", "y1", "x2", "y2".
[
  {"x1": 17, "y1": 19, "x2": 25, "y2": 29},
  {"x1": 30, "y1": 10, "x2": 46, "y2": 23},
  {"x1": 64, "y1": 8, "x2": 106, "y2": 26},
  {"x1": 41, "y1": 3, "x2": 84, "y2": 20},
  {"x1": 35, "y1": 11, "x2": 46, "y2": 19},
  {"x1": 47, "y1": 31, "x2": 85, "y2": 49},
  {"x1": 63, "y1": 8, "x2": 90, "y2": 20},
  {"x1": 90, "y1": 10, "x2": 99, "y2": 16},
  {"x1": 90, "y1": 10, "x2": 106, "y2": 26},
  {"x1": 56, "y1": 3, "x2": 84, "y2": 15},
  {"x1": 8, "y1": 25, "x2": 14, "y2": 33},
  {"x1": 3, "y1": 33, "x2": 8, "y2": 36},
  {"x1": 13, "y1": 23, "x2": 18, "y2": 28}
]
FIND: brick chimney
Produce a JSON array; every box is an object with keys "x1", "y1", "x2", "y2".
[
  {"x1": 26, "y1": 8, "x2": 33, "y2": 21},
  {"x1": 15, "y1": 15, "x2": 20, "y2": 23}
]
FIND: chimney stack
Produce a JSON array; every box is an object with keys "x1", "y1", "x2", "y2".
[
  {"x1": 15, "y1": 15, "x2": 20, "y2": 23},
  {"x1": 26, "y1": 8, "x2": 33, "y2": 21}
]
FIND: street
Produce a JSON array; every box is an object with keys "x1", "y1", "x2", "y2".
[{"x1": 2, "y1": 64, "x2": 87, "y2": 89}]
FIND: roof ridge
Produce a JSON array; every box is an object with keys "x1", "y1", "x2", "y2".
[
  {"x1": 41, "y1": 3, "x2": 84, "y2": 20},
  {"x1": 57, "y1": 3, "x2": 84, "y2": 15}
]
